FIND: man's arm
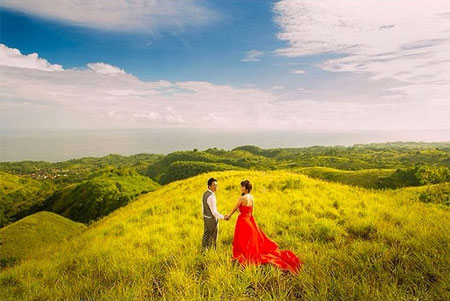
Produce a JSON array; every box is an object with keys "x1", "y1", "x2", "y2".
[{"x1": 207, "y1": 195, "x2": 224, "y2": 220}]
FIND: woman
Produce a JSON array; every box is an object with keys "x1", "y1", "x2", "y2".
[{"x1": 225, "y1": 180, "x2": 303, "y2": 274}]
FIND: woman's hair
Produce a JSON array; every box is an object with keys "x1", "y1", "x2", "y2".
[{"x1": 240, "y1": 180, "x2": 252, "y2": 194}]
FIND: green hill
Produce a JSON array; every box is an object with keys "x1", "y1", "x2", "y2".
[
  {"x1": 0, "y1": 171, "x2": 57, "y2": 227},
  {"x1": 41, "y1": 168, "x2": 161, "y2": 223},
  {"x1": 146, "y1": 149, "x2": 274, "y2": 184},
  {"x1": 235, "y1": 143, "x2": 450, "y2": 169},
  {"x1": 1, "y1": 171, "x2": 448, "y2": 300},
  {"x1": 0, "y1": 211, "x2": 85, "y2": 268},
  {"x1": 296, "y1": 167, "x2": 395, "y2": 189}
]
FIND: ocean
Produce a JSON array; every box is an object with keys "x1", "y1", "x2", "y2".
[{"x1": 1, "y1": 128, "x2": 449, "y2": 162}]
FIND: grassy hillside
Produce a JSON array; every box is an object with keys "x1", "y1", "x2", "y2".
[
  {"x1": 296, "y1": 167, "x2": 395, "y2": 189},
  {"x1": 393, "y1": 183, "x2": 450, "y2": 207},
  {"x1": 1, "y1": 171, "x2": 448, "y2": 300},
  {"x1": 0, "y1": 171, "x2": 57, "y2": 227},
  {"x1": 41, "y1": 168, "x2": 161, "y2": 224},
  {"x1": 0, "y1": 211, "x2": 85, "y2": 268}
]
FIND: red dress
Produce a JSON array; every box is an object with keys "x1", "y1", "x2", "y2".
[{"x1": 232, "y1": 204, "x2": 303, "y2": 274}]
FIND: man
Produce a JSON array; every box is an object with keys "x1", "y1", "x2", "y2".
[{"x1": 202, "y1": 177, "x2": 229, "y2": 250}]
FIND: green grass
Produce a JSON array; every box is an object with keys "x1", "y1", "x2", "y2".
[
  {"x1": 0, "y1": 211, "x2": 85, "y2": 268},
  {"x1": 392, "y1": 182, "x2": 450, "y2": 207},
  {"x1": 296, "y1": 167, "x2": 395, "y2": 189},
  {"x1": 0, "y1": 171, "x2": 449, "y2": 300}
]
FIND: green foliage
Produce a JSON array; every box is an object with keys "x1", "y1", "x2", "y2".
[
  {"x1": 377, "y1": 166, "x2": 450, "y2": 189},
  {"x1": 415, "y1": 165, "x2": 450, "y2": 185},
  {"x1": 42, "y1": 168, "x2": 160, "y2": 223},
  {"x1": 0, "y1": 211, "x2": 85, "y2": 268},
  {"x1": 0, "y1": 172, "x2": 57, "y2": 227},
  {"x1": 0, "y1": 171, "x2": 448, "y2": 300}
]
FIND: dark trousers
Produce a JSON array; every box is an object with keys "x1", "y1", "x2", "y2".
[{"x1": 202, "y1": 217, "x2": 218, "y2": 250}]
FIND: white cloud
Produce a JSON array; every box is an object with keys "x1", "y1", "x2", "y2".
[
  {"x1": 0, "y1": 44, "x2": 63, "y2": 71},
  {"x1": 87, "y1": 63, "x2": 125, "y2": 75},
  {"x1": 292, "y1": 70, "x2": 305, "y2": 75},
  {"x1": 1, "y1": 44, "x2": 449, "y2": 131},
  {"x1": 273, "y1": 0, "x2": 450, "y2": 103},
  {"x1": 2, "y1": 0, "x2": 218, "y2": 33},
  {"x1": 242, "y1": 50, "x2": 264, "y2": 62},
  {"x1": 132, "y1": 111, "x2": 161, "y2": 121}
]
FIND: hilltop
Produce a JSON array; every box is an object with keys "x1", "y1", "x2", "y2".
[
  {"x1": 1, "y1": 171, "x2": 448, "y2": 300},
  {"x1": 0, "y1": 211, "x2": 86, "y2": 268},
  {"x1": 40, "y1": 167, "x2": 161, "y2": 223}
]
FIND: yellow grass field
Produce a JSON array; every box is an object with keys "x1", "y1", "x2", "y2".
[{"x1": 1, "y1": 170, "x2": 449, "y2": 300}]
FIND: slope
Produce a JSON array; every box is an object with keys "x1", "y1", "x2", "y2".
[
  {"x1": 0, "y1": 171, "x2": 449, "y2": 300},
  {"x1": 0, "y1": 171, "x2": 56, "y2": 227}
]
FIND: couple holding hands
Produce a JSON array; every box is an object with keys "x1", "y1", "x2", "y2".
[{"x1": 201, "y1": 177, "x2": 303, "y2": 274}]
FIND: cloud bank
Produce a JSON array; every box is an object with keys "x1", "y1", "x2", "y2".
[{"x1": 1, "y1": 44, "x2": 448, "y2": 131}]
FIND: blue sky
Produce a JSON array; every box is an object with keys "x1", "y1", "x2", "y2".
[
  {"x1": 2, "y1": 1, "x2": 294, "y2": 86},
  {"x1": 0, "y1": 0, "x2": 449, "y2": 132}
]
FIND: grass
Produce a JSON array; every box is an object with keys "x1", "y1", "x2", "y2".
[
  {"x1": 296, "y1": 167, "x2": 395, "y2": 189},
  {"x1": 0, "y1": 170, "x2": 449, "y2": 300},
  {"x1": 0, "y1": 211, "x2": 86, "y2": 268}
]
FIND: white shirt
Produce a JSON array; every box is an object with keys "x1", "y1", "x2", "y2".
[{"x1": 204, "y1": 189, "x2": 224, "y2": 220}]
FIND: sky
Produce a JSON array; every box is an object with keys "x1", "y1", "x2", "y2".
[{"x1": 1, "y1": 0, "x2": 449, "y2": 132}]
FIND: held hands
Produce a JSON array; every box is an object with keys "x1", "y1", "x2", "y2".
[{"x1": 224, "y1": 214, "x2": 231, "y2": 221}]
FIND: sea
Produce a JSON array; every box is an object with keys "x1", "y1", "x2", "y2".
[{"x1": 1, "y1": 128, "x2": 449, "y2": 163}]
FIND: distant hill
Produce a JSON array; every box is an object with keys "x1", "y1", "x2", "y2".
[
  {"x1": 235, "y1": 143, "x2": 450, "y2": 169},
  {"x1": 40, "y1": 168, "x2": 160, "y2": 223},
  {"x1": 0, "y1": 211, "x2": 85, "y2": 268},
  {"x1": 145, "y1": 143, "x2": 450, "y2": 185},
  {"x1": 0, "y1": 153, "x2": 162, "y2": 186},
  {"x1": 145, "y1": 149, "x2": 274, "y2": 184},
  {"x1": 0, "y1": 171, "x2": 57, "y2": 227},
  {"x1": 1, "y1": 171, "x2": 448, "y2": 300}
]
